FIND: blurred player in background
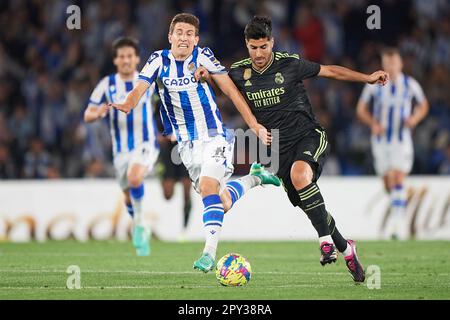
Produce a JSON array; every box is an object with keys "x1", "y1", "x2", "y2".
[
  {"x1": 110, "y1": 13, "x2": 280, "y2": 273},
  {"x1": 197, "y1": 16, "x2": 389, "y2": 283},
  {"x1": 357, "y1": 48, "x2": 429, "y2": 240},
  {"x1": 84, "y1": 37, "x2": 159, "y2": 256},
  {"x1": 156, "y1": 105, "x2": 192, "y2": 241}
]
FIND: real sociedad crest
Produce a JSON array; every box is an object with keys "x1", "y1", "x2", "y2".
[{"x1": 188, "y1": 62, "x2": 196, "y2": 74}]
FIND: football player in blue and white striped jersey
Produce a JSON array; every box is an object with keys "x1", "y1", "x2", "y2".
[
  {"x1": 357, "y1": 47, "x2": 429, "y2": 239},
  {"x1": 84, "y1": 37, "x2": 159, "y2": 256},
  {"x1": 110, "y1": 13, "x2": 280, "y2": 272}
]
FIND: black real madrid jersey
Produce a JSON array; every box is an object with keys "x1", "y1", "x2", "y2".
[{"x1": 228, "y1": 52, "x2": 322, "y2": 153}]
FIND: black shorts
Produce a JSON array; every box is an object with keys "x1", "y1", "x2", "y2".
[
  {"x1": 275, "y1": 127, "x2": 330, "y2": 207},
  {"x1": 158, "y1": 141, "x2": 189, "y2": 181}
]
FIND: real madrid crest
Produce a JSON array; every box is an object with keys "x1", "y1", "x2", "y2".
[
  {"x1": 243, "y1": 68, "x2": 252, "y2": 80},
  {"x1": 275, "y1": 72, "x2": 284, "y2": 84}
]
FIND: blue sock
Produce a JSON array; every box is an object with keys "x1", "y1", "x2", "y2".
[
  {"x1": 390, "y1": 184, "x2": 407, "y2": 236},
  {"x1": 391, "y1": 184, "x2": 407, "y2": 207},
  {"x1": 126, "y1": 202, "x2": 134, "y2": 217},
  {"x1": 130, "y1": 184, "x2": 144, "y2": 200},
  {"x1": 202, "y1": 194, "x2": 224, "y2": 258},
  {"x1": 130, "y1": 184, "x2": 145, "y2": 226},
  {"x1": 226, "y1": 180, "x2": 245, "y2": 208}
]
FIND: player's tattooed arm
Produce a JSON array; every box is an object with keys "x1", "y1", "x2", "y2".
[
  {"x1": 194, "y1": 66, "x2": 211, "y2": 83},
  {"x1": 194, "y1": 67, "x2": 272, "y2": 145},
  {"x1": 319, "y1": 65, "x2": 389, "y2": 85},
  {"x1": 109, "y1": 81, "x2": 149, "y2": 114},
  {"x1": 84, "y1": 103, "x2": 109, "y2": 122},
  {"x1": 207, "y1": 72, "x2": 272, "y2": 145}
]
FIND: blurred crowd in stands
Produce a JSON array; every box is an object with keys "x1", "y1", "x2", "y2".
[{"x1": 0, "y1": 0, "x2": 449, "y2": 179}]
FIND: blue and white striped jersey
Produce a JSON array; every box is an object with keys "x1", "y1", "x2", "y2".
[
  {"x1": 138, "y1": 46, "x2": 227, "y2": 142},
  {"x1": 88, "y1": 71, "x2": 159, "y2": 156},
  {"x1": 359, "y1": 73, "x2": 425, "y2": 144}
]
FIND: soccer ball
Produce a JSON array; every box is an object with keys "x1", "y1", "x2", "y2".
[{"x1": 215, "y1": 253, "x2": 252, "y2": 286}]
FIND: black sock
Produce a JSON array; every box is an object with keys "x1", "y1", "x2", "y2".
[
  {"x1": 183, "y1": 200, "x2": 192, "y2": 228},
  {"x1": 327, "y1": 211, "x2": 348, "y2": 252},
  {"x1": 298, "y1": 183, "x2": 330, "y2": 237}
]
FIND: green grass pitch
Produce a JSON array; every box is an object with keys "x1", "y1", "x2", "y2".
[{"x1": 0, "y1": 240, "x2": 449, "y2": 300}]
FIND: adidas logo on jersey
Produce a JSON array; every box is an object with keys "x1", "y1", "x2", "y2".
[
  {"x1": 245, "y1": 80, "x2": 252, "y2": 86},
  {"x1": 303, "y1": 151, "x2": 312, "y2": 156}
]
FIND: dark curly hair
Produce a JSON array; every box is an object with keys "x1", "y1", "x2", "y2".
[{"x1": 244, "y1": 16, "x2": 272, "y2": 40}]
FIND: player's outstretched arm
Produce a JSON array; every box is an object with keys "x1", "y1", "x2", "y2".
[
  {"x1": 319, "y1": 65, "x2": 389, "y2": 85},
  {"x1": 210, "y1": 73, "x2": 272, "y2": 145},
  {"x1": 84, "y1": 103, "x2": 109, "y2": 123},
  {"x1": 109, "y1": 81, "x2": 149, "y2": 114}
]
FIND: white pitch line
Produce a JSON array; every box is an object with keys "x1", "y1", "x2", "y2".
[
  {"x1": 0, "y1": 253, "x2": 134, "y2": 257},
  {"x1": 1, "y1": 283, "x2": 450, "y2": 290},
  {"x1": 0, "y1": 270, "x2": 196, "y2": 274},
  {"x1": 0, "y1": 269, "x2": 449, "y2": 276}
]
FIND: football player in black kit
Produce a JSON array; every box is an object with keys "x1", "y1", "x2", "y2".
[{"x1": 196, "y1": 16, "x2": 388, "y2": 283}]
